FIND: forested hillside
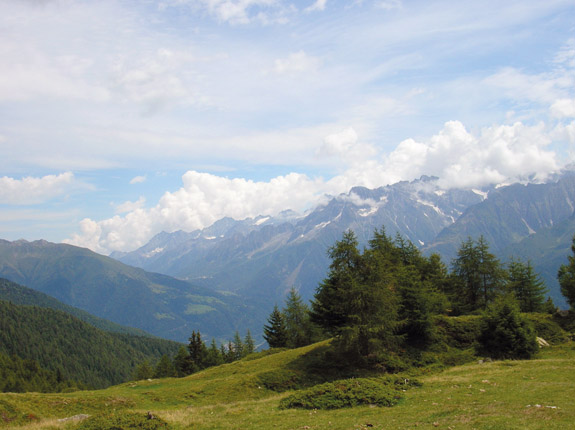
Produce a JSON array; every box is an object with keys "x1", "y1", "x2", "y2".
[
  {"x1": 0, "y1": 278, "x2": 149, "y2": 336},
  {"x1": 0, "y1": 297, "x2": 182, "y2": 389},
  {"x1": 0, "y1": 240, "x2": 254, "y2": 342}
]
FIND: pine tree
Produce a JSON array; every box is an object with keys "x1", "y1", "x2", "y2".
[
  {"x1": 232, "y1": 331, "x2": 244, "y2": 360},
  {"x1": 244, "y1": 330, "x2": 256, "y2": 356},
  {"x1": 133, "y1": 360, "x2": 154, "y2": 380},
  {"x1": 283, "y1": 288, "x2": 315, "y2": 348},
  {"x1": 187, "y1": 331, "x2": 208, "y2": 372},
  {"x1": 311, "y1": 230, "x2": 363, "y2": 335},
  {"x1": 478, "y1": 296, "x2": 538, "y2": 359},
  {"x1": 173, "y1": 346, "x2": 191, "y2": 377},
  {"x1": 263, "y1": 305, "x2": 288, "y2": 348},
  {"x1": 311, "y1": 230, "x2": 400, "y2": 364},
  {"x1": 507, "y1": 258, "x2": 547, "y2": 312},
  {"x1": 558, "y1": 235, "x2": 575, "y2": 309},
  {"x1": 205, "y1": 339, "x2": 224, "y2": 367},
  {"x1": 153, "y1": 354, "x2": 176, "y2": 378},
  {"x1": 451, "y1": 236, "x2": 505, "y2": 312}
]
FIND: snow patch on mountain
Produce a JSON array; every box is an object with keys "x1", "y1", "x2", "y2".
[{"x1": 144, "y1": 247, "x2": 164, "y2": 258}]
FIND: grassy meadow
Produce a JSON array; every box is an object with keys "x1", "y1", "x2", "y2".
[{"x1": 1, "y1": 341, "x2": 574, "y2": 430}]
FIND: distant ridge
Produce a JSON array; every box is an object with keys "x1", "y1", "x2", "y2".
[
  {"x1": 0, "y1": 240, "x2": 256, "y2": 342},
  {"x1": 0, "y1": 277, "x2": 149, "y2": 336}
]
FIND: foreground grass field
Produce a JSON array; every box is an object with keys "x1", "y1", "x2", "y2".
[{"x1": 1, "y1": 341, "x2": 574, "y2": 430}]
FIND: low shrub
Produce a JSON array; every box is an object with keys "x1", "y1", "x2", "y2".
[
  {"x1": 279, "y1": 376, "x2": 419, "y2": 410},
  {"x1": 433, "y1": 315, "x2": 482, "y2": 349},
  {"x1": 77, "y1": 412, "x2": 170, "y2": 430},
  {"x1": 524, "y1": 313, "x2": 568, "y2": 343}
]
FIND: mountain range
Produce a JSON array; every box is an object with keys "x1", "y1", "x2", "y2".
[
  {"x1": 114, "y1": 173, "x2": 575, "y2": 308},
  {"x1": 1, "y1": 173, "x2": 574, "y2": 345}
]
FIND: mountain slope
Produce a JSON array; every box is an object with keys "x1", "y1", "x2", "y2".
[
  {"x1": 503, "y1": 213, "x2": 575, "y2": 307},
  {"x1": 0, "y1": 277, "x2": 149, "y2": 336},
  {"x1": 424, "y1": 174, "x2": 575, "y2": 261},
  {"x1": 0, "y1": 292, "x2": 182, "y2": 388},
  {"x1": 0, "y1": 240, "x2": 253, "y2": 342}
]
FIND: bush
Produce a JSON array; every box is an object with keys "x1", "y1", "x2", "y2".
[
  {"x1": 279, "y1": 376, "x2": 419, "y2": 410},
  {"x1": 477, "y1": 297, "x2": 538, "y2": 360},
  {"x1": 434, "y1": 315, "x2": 482, "y2": 349},
  {"x1": 524, "y1": 313, "x2": 568, "y2": 344},
  {"x1": 78, "y1": 412, "x2": 170, "y2": 430}
]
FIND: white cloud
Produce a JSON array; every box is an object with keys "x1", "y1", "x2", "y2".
[
  {"x1": 0, "y1": 172, "x2": 75, "y2": 205},
  {"x1": 551, "y1": 99, "x2": 575, "y2": 119},
  {"x1": 65, "y1": 171, "x2": 329, "y2": 253},
  {"x1": 115, "y1": 196, "x2": 146, "y2": 214},
  {"x1": 273, "y1": 51, "x2": 321, "y2": 75},
  {"x1": 66, "y1": 118, "x2": 566, "y2": 254},
  {"x1": 375, "y1": 0, "x2": 402, "y2": 10},
  {"x1": 380, "y1": 121, "x2": 558, "y2": 188},
  {"x1": 165, "y1": 0, "x2": 293, "y2": 25},
  {"x1": 130, "y1": 175, "x2": 147, "y2": 184},
  {"x1": 305, "y1": 0, "x2": 327, "y2": 13}
]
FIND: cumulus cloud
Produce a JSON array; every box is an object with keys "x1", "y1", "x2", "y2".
[
  {"x1": 115, "y1": 196, "x2": 146, "y2": 214},
  {"x1": 380, "y1": 121, "x2": 558, "y2": 188},
  {"x1": 551, "y1": 99, "x2": 575, "y2": 119},
  {"x1": 65, "y1": 118, "x2": 566, "y2": 254},
  {"x1": 65, "y1": 171, "x2": 329, "y2": 253},
  {"x1": 0, "y1": 172, "x2": 75, "y2": 205}
]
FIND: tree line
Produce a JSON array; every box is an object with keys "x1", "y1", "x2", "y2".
[
  {"x1": 138, "y1": 228, "x2": 575, "y2": 378},
  {"x1": 264, "y1": 228, "x2": 564, "y2": 366},
  {"x1": 133, "y1": 330, "x2": 257, "y2": 380}
]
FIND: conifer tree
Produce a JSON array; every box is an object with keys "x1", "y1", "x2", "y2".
[
  {"x1": 205, "y1": 339, "x2": 224, "y2": 367},
  {"x1": 244, "y1": 330, "x2": 256, "y2": 356},
  {"x1": 154, "y1": 354, "x2": 176, "y2": 378},
  {"x1": 558, "y1": 235, "x2": 575, "y2": 309},
  {"x1": 187, "y1": 331, "x2": 208, "y2": 372},
  {"x1": 507, "y1": 258, "x2": 547, "y2": 312},
  {"x1": 451, "y1": 236, "x2": 505, "y2": 311},
  {"x1": 232, "y1": 331, "x2": 244, "y2": 360},
  {"x1": 263, "y1": 305, "x2": 288, "y2": 348},
  {"x1": 173, "y1": 346, "x2": 191, "y2": 377},
  {"x1": 283, "y1": 288, "x2": 315, "y2": 348},
  {"x1": 311, "y1": 229, "x2": 400, "y2": 363},
  {"x1": 133, "y1": 360, "x2": 154, "y2": 380},
  {"x1": 478, "y1": 296, "x2": 538, "y2": 359}
]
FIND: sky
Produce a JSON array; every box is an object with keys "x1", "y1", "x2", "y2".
[{"x1": 0, "y1": 0, "x2": 574, "y2": 255}]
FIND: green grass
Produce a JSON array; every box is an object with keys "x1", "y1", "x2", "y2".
[{"x1": 1, "y1": 341, "x2": 574, "y2": 429}]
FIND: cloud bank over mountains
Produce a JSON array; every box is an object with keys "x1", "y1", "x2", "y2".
[
  {"x1": 0, "y1": 0, "x2": 573, "y2": 252},
  {"x1": 65, "y1": 118, "x2": 569, "y2": 254}
]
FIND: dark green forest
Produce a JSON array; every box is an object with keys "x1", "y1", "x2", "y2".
[
  {"x1": 0, "y1": 278, "x2": 150, "y2": 336},
  {"x1": 0, "y1": 292, "x2": 182, "y2": 390}
]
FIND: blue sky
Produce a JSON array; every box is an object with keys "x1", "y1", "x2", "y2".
[{"x1": 0, "y1": 0, "x2": 573, "y2": 254}]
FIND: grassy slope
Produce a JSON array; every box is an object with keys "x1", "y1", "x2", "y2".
[{"x1": 2, "y1": 341, "x2": 574, "y2": 430}]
